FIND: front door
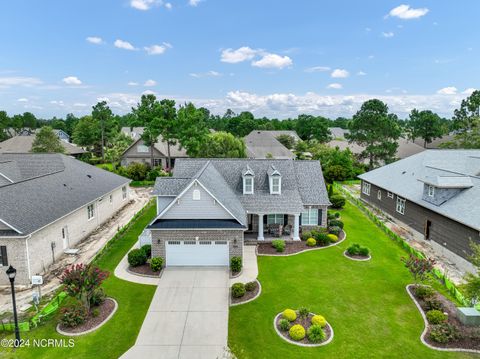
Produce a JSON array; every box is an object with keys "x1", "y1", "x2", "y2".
[{"x1": 62, "y1": 226, "x2": 69, "y2": 249}]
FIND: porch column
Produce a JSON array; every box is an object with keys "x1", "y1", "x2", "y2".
[
  {"x1": 257, "y1": 214, "x2": 264, "y2": 241},
  {"x1": 293, "y1": 213, "x2": 300, "y2": 241}
]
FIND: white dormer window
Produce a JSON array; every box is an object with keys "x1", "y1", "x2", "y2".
[
  {"x1": 193, "y1": 189, "x2": 201, "y2": 200},
  {"x1": 243, "y1": 176, "x2": 254, "y2": 194},
  {"x1": 270, "y1": 176, "x2": 281, "y2": 194},
  {"x1": 428, "y1": 185, "x2": 435, "y2": 197}
]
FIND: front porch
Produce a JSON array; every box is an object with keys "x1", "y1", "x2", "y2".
[
  {"x1": 246, "y1": 212, "x2": 301, "y2": 241},
  {"x1": 244, "y1": 232, "x2": 293, "y2": 242}
]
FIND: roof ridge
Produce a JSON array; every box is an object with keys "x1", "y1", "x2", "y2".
[
  {"x1": 0, "y1": 169, "x2": 65, "y2": 189},
  {"x1": 425, "y1": 165, "x2": 480, "y2": 179}
]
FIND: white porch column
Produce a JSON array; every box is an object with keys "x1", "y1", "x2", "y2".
[
  {"x1": 257, "y1": 214, "x2": 264, "y2": 241},
  {"x1": 293, "y1": 213, "x2": 300, "y2": 241}
]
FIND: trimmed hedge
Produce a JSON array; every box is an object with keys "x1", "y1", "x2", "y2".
[
  {"x1": 231, "y1": 256, "x2": 242, "y2": 273},
  {"x1": 128, "y1": 248, "x2": 147, "y2": 267}
]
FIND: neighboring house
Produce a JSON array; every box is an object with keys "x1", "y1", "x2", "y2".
[
  {"x1": 328, "y1": 127, "x2": 350, "y2": 140},
  {"x1": 148, "y1": 158, "x2": 330, "y2": 267},
  {"x1": 8, "y1": 128, "x2": 70, "y2": 142},
  {"x1": 245, "y1": 131, "x2": 296, "y2": 159},
  {"x1": 121, "y1": 126, "x2": 144, "y2": 141},
  {"x1": 120, "y1": 137, "x2": 188, "y2": 168},
  {"x1": 413, "y1": 134, "x2": 456, "y2": 149},
  {"x1": 0, "y1": 135, "x2": 85, "y2": 157},
  {"x1": 0, "y1": 153, "x2": 131, "y2": 286},
  {"x1": 358, "y1": 150, "x2": 480, "y2": 272},
  {"x1": 264, "y1": 130, "x2": 302, "y2": 143}
]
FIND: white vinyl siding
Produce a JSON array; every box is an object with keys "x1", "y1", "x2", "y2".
[
  {"x1": 396, "y1": 197, "x2": 406, "y2": 215},
  {"x1": 301, "y1": 208, "x2": 318, "y2": 226},
  {"x1": 267, "y1": 213, "x2": 284, "y2": 225},
  {"x1": 362, "y1": 182, "x2": 371, "y2": 196}
]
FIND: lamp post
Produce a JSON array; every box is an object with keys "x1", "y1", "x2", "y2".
[{"x1": 6, "y1": 265, "x2": 20, "y2": 346}]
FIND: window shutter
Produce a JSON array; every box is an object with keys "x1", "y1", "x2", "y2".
[
  {"x1": 1, "y1": 246, "x2": 7, "y2": 266},
  {"x1": 318, "y1": 209, "x2": 322, "y2": 226},
  {"x1": 283, "y1": 214, "x2": 288, "y2": 225},
  {"x1": 263, "y1": 215, "x2": 267, "y2": 225}
]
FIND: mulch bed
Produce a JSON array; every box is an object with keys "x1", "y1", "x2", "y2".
[
  {"x1": 257, "y1": 231, "x2": 345, "y2": 255},
  {"x1": 58, "y1": 298, "x2": 115, "y2": 334},
  {"x1": 344, "y1": 252, "x2": 370, "y2": 260},
  {"x1": 275, "y1": 312, "x2": 332, "y2": 345},
  {"x1": 231, "y1": 282, "x2": 260, "y2": 305},
  {"x1": 408, "y1": 285, "x2": 480, "y2": 350},
  {"x1": 128, "y1": 263, "x2": 161, "y2": 277}
]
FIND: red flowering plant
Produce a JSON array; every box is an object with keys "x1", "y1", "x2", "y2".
[
  {"x1": 402, "y1": 255, "x2": 435, "y2": 284},
  {"x1": 60, "y1": 263, "x2": 109, "y2": 312}
]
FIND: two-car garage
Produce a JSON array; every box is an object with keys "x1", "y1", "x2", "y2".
[{"x1": 165, "y1": 239, "x2": 230, "y2": 266}]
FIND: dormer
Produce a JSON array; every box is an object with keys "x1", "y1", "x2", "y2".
[
  {"x1": 242, "y1": 165, "x2": 254, "y2": 195},
  {"x1": 268, "y1": 165, "x2": 281, "y2": 195},
  {"x1": 420, "y1": 175, "x2": 473, "y2": 206}
]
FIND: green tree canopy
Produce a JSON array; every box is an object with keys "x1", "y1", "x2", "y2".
[
  {"x1": 176, "y1": 102, "x2": 210, "y2": 157},
  {"x1": 276, "y1": 134, "x2": 296, "y2": 149},
  {"x1": 73, "y1": 115, "x2": 101, "y2": 151},
  {"x1": 407, "y1": 109, "x2": 444, "y2": 148},
  {"x1": 197, "y1": 131, "x2": 246, "y2": 158},
  {"x1": 92, "y1": 101, "x2": 115, "y2": 161},
  {"x1": 295, "y1": 114, "x2": 331, "y2": 142},
  {"x1": 31, "y1": 126, "x2": 65, "y2": 153}
]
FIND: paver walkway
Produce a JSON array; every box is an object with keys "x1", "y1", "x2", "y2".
[{"x1": 121, "y1": 267, "x2": 229, "y2": 359}]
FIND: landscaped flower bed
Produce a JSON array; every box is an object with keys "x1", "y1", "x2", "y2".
[
  {"x1": 127, "y1": 244, "x2": 163, "y2": 277},
  {"x1": 231, "y1": 281, "x2": 261, "y2": 305},
  {"x1": 407, "y1": 284, "x2": 480, "y2": 351},
  {"x1": 344, "y1": 243, "x2": 371, "y2": 261},
  {"x1": 274, "y1": 308, "x2": 333, "y2": 346}
]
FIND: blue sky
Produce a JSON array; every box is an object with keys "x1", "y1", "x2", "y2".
[{"x1": 0, "y1": 0, "x2": 478, "y2": 119}]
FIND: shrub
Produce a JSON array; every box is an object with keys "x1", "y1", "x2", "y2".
[
  {"x1": 278, "y1": 318, "x2": 290, "y2": 331},
  {"x1": 128, "y1": 248, "x2": 147, "y2": 267},
  {"x1": 330, "y1": 194, "x2": 346, "y2": 209},
  {"x1": 141, "y1": 244, "x2": 152, "y2": 258},
  {"x1": 306, "y1": 237, "x2": 316, "y2": 247},
  {"x1": 327, "y1": 212, "x2": 336, "y2": 220},
  {"x1": 315, "y1": 233, "x2": 331, "y2": 246},
  {"x1": 289, "y1": 324, "x2": 306, "y2": 341},
  {"x1": 311, "y1": 314, "x2": 327, "y2": 327},
  {"x1": 426, "y1": 310, "x2": 447, "y2": 324},
  {"x1": 230, "y1": 256, "x2": 242, "y2": 273},
  {"x1": 328, "y1": 226, "x2": 341, "y2": 236},
  {"x1": 282, "y1": 309, "x2": 297, "y2": 322},
  {"x1": 429, "y1": 323, "x2": 461, "y2": 343},
  {"x1": 327, "y1": 234, "x2": 338, "y2": 243},
  {"x1": 334, "y1": 212, "x2": 341, "y2": 218},
  {"x1": 414, "y1": 285, "x2": 435, "y2": 300},
  {"x1": 328, "y1": 219, "x2": 344, "y2": 229},
  {"x1": 245, "y1": 281, "x2": 257, "y2": 292},
  {"x1": 272, "y1": 240, "x2": 286, "y2": 253},
  {"x1": 346, "y1": 243, "x2": 369, "y2": 257},
  {"x1": 150, "y1": 257, "x2": 163, "y2": 272},
  {"x1": 402, "y1": 255, "x2": 435, "y2": 284},
  {"x1": 124, "y1": 162, "x2": 150, "y2": 181},
  {"x1": 92, "y1": 308, "x2": 100, "y2": 318},
  {"x1": 59, "y1": 301, "x2": 88, "y2": 328},
  {"x1": 424, "y1": 298, "x2": 443, "y2": 311},
  {"x1": 146, "y1": 167, "x2": 162, "y2": 182},
  {"x1": 298, "y1": 307, "x2": 309, "y2": 318},
  {"x1": 90, "y1": 287, "x2": 106, "y2": 307},
  {"x1": 231, "y1": 283, "x2": 246, "y2": 298},
  {"x1": 307, "y1": 324, "x2": 326, "y2": 343},
  {"x1": 358, "y1": 247, "x2": 370, "y2": 256}
]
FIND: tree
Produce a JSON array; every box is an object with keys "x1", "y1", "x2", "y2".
[
  {"x1": 22, "y1": 112, "x2": 37, "y2": 129},
  {"x1": 295, "y1": 115, "x2": 331, "y2": 142},
  {"x1": 105, "y1": 132, "x2": 134, "y2": 163},
  {"x1": 31, "y1": 126, "x2": 65, "y2": 153},
  {"x1": 460, "y1": 241, "x2": 480, "y2": 307},
  {"x1": 92, "y1": 101, "x2": 113, "y2": 161},
  {"x1": 197, "y1": 132, "x2": 246, "y2": 158},
  {"x1": 276, "y1": 134, "x2": 296, "y2": 149},
  {"x1": 225, "y1": 111, "x2": 257, "y2": 137},
  {"x1": 73, "y1": 115, "x2": 101, "y2": 152},
  {"x1": 407, "y1": 109, "x2": 444, "y2": 147},
  {"x1": 348, "y1": 99, "x2": 401, "y2": 170},
  {"x1": 158, "y1": 99, "x2": 179, "y2": 169},
  {"x1": 0, "y1": 111, "x2": 9, "y2": 141},
  {"x1": 176, "y1": 102, "x2": 210, "y2": 157}
]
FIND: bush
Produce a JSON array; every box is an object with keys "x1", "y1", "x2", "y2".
[
  {"x1": 328, "y1": 219, "x2": 344, "y2": 229},
  {"x1": 346, "y1": 243, "x2": 369, "y2": 257},
  {"x1": 289, "y1": 324, "x2": 306, "y2": 341},
  {"x1": 414, "y1": 285, "x2": 435, "y2": 300},
  {"x1": 327, "y1": 234, "x2": 338, "y2": 243},
  {"x1": 245, "y1": 281, "x2": 257, "y2": 292},
  {"x1": 426, "y1": 310, "x2": 447, "y2": 324},
  {"x1": 59, "y1": 301, "x2": 88, "y2": 328},
  {"x1": 307, "y1": 324, "x2": 326, "y2": 343},
  {"x1": 141, "y1": 244, "x2": 151, "y2": 258},
  {"x1": 128, "y1": 248, "x2": 147, "y2": 267},
  {"x1": 272, "y1": 240, "x2": 286, "y2": 253},
  {"x1": 306, "y1": 237, "x2": 316, "y2": 247},
  {"x1": 429, "y1": 323, "x2": 461, "y2": 343},
  {"x1": 334, "y1": 212, "x2": 340, "y2": 218},
  {"x1": 315, "y1": 233, "x2": 331, "y2": 246},
  {"x1": 90, "y1": 287, "x2": 106, "y2": 307},
  {"x1": 328, "y1": 226, "x2": 341, "y2": 236},
  {"x1": 311, "y1": 314, "x2": 327, "y2": 327},
  {"x1": 424, "y1": 298, "x2": 443, "y2": 311},
  {"x1": 231, "y1": 283, "x2": 246, "y2": 298},
  {"x1": 358, "y1": 247, "x2": 370, "y2": 256},
  {"x1": 282, "y1": 309, "x2": 297, "y2": 322},
  {"x1": 92, "y1": 308, "x2": 100, "y2": 318},
  {"x1": 330, "y1": 194, "x2": 346, "y2": 209},
  {"x1": 150, "y1": 257, "x2": 163, "y2": 272},
  {"x1": 298, "y1": 307, "x2": 309, "y2": 318},
  {"x1": 279, "y1": 318, "x2": 290, "y2": 331},
  {"x1": 124, "y1": 162, "x2": 150, "y2": 181},
  {"x1": 327, "y1": 212, "x2": 336, "y2": 220},
  {"x1": 230, "y1": 256, "x2": 242, "y2": 273}
]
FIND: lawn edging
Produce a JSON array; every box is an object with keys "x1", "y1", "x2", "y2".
[
  {"x1": 230, "y1": 280, "x2": 262, "y2": 307},
  {"x1": 405, "y1": 284, "x2": 480, "y2": 354},
  {"x1": 343, "y1": 251, "x2": 371, "y2": 262}
]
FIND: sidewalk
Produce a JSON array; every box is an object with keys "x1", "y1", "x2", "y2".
[{"x1": 230, "y1": 245, "x2": 258, "y2": 285}]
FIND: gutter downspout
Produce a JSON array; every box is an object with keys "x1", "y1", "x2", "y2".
[{"x1": 25, "y1": 234, "x2": 32, "y2": 284}]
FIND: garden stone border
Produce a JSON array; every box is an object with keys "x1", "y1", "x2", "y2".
[
  {"x1": 126, "y1": 266, "x2": 163, "y2": 279},
  {"x1": 257, "y1": 230, "x2": 347, "y2": 257},
  {"x1": 230, "y1": 280, "x2": 262, "y2": 307},
  {"x1": 273, "y1": 312, "x2": 334, "y2": 347},
  {"x1": 343, "y1": 250, "x2": 371, "y2": 262},
  {"x1": 406, "y1": 284, "x2": 480, "y2": 354},
  {"x1": 56, "y1": 298, "x2": 118, "y2": 337}
]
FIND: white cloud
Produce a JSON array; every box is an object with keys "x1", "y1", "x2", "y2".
[
  {"x1": 327, "y1": 83, "x2": 343, "y2": 89},
  {"x1": 62, "y1": 76, "x2": 82, "y2": 85},
  {"x1": 331, "y1": 69, "x2": 349, "y2": 78},
  {"x1": 305, "y1": 66, "x2": 330, "y2": 73},
  {"x1": 114, "y1": 39, "x2": 137, "y2": 51},
  {"x1": 251, "y1": 53, "x2": 292, "y2": 69},
  {"x1": 437, "y1": 86, "x2": 457, "y2": 95},
  {"x1": 50, "y1": 100, "x2": 64, "y2": 106},
  {"x1": 220, "y1": 46, "x2": 258, "y2": 63},
  {"x1": 0, "y1": 76, "x2": 42, "y2": 87},
  {"x1": 144, "y1": 43, "x2": 172, "y2": 55},
  {"x1": 74, "y1": 103, "x2": 88, "y2": 107},
  {"x1": 387, "y1": 4, "x2": 429, "y2": 20},
  {"x1": 17, "y1": 98, "x2": 28, "y2": 102},
  {"x1": 190, "y1": 70, "x2": 222, "y2": 78},
  {"x1": 357, "y1": 71, "x2": 367, "y2": 76},
  {"x1": 86, "y1": 36, "x2": 103, "y2": 45},
  {"x1": 189, "y1": 0, "x2": 202, "y2": 6},
  {"x1": 463, "y1": 88, "x2": 476, "y2": 95},
  {"x1": 382, "y1": 32, "x2": 394, "y2": 38},
  {"x1": 130, "y1": 0, "x2": 161, "y2": 10},
  {"x1": 165, "y1": 2, "x2": 172, "y2": 9},
  {"x1": 128, "y1": 81, "x2": 139, "y2": 86},
  {"x1": 144, "y1": 79, "x2": 157, "y2": 87}
]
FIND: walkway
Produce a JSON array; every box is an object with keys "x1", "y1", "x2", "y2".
[
  {"x1": 121, "y1": 267, "x2": 229, "y2": 359},
  {"x1": 230, "y1": 245, "x2": 258, "y2": 285}
]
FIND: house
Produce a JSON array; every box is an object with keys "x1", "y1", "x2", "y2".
[
  {"x1": 358, "y1": 150, "x2": 480, "y2": 272},
  {"x1": 0, "y1": 135, "x2": 85, "y2": 157},
  {"x1": 244, "y1": 131, "x2": 296, "y2": 159},
  {"x1": 148, "y1": 158, "x2": 330, "y2": 267},
  {"x1": 328, "y1": 127, "x2": 350, "y2": 139},
  {"x1": 8, "y1": 128, "x2": 71, "y2": 142},
  {"x1": 413, "y1": 134, "x2": 456, "y2": 149},
  {"x1": 0, "y1": 154, "x2": 130, "y2": 286},
  {"x1": 263, "y1": 130, "x2": 302, "y2": 143},
  {"x1": 121, "y1": 126, "x2": 145, "y2": 141},
  {"x1": 121, "y1": 137, "x2": 188, "y2": 168}
]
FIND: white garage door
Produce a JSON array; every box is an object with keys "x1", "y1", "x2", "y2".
[{"x1": 166, "y1": 240, "x2": 229, "y2": 266}]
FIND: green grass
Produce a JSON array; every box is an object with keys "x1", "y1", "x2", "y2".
[
  {"x1": 2, "y1": 203, "x2": 157, "y2": 359},
  {"x1": 228, "y1": 202, "x2": 476, "y2": 359}
]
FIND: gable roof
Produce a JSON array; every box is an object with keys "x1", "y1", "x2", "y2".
[
  {"x1": 0, "y1": 135, "x2": 85, "y2": 155},
  {"x1": 0, "y1": 154, "x2": 130, "y2": 236},
  {"x1": 358, "y1": 150, "x2": 480, "y2": 231},
  {"x1": 244, "y1": 131, "x2": 295, "y2": 159},
  {"x1": 328, "y1": 127, "x2": 350, "y2": 139},
  {"x1": 121, "y1": 136, "x2": 188, "y2": 159}
]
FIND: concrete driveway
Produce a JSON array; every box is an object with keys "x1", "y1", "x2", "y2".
[{"x1": 121, "y1": 267, "x2": 229, "y2": 359}]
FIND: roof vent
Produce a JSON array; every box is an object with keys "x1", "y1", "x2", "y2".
[{"x1": 87, "y1": 174, "x2": 92, "y2": 178}]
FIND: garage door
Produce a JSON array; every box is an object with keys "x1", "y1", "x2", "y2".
[{"x1": 165, "y1": 240, "x2": 229, "y2": 266}]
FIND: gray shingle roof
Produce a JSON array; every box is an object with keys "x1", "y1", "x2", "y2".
[
  {"x1": 358, "y1": 150, "x2": 480, "y2": 231},
  {"x1": 0, "y1": 135, "x2": 85, "y2": 155},
  {"x1": 0, "y1": 154, "x2": 130, "y2": 236},
  {"x1": 152, "y1": 178, "x2": 190, "y2": 196},
  {"x1": 244, "y1": 131, "x2": 295, "y2": 159}
]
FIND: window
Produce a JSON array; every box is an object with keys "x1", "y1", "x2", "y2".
[
  {"x1": 137, "y1": 144, "x2": 149, "y2": 153},
  {"x1": 62, "y1": 227, "x2": 66, "y2": 239},
  {"x1": 122, "y1": 186, "x2": 127, "y2": 200},
  {"x1": 267, "y1": 214, "x2": 284, "y2": 225},
  {"x1": 153, "y1": 158, "x2": 162, "y2": 167},
  {"x1": 377, "y1": 190, "x2": 382, "y2": 200},
  {"x1": 243, "y1": 176, "x2": 254, "y2": 194},
  {"x1": 301, "y1": 208, "x2": 318, "y2": 226},
  {"x1": 0, "y1": 246, "x2": 7, "y2": 266},
  {"x1": 192, "y1": 189, "x2": 201, "y2": 200},
  {"x1": 428, "y1": 185, "x2": 435, "y2": 197},
  {"x1": 109, "y1": 194, "x2": 113, "y2": 203},
  {"x1": 362, "y1": 182, "x2": 371, "y2": 196},
  {"x1": 387, "y1": 192, "x2": 394, "y2": 199},
  {"x1": 270, "y1": 176, "x2": 281, "y2": 194},
  {"x1": 396, "y1": 197, "x2": 406, "y2": 215},
  {"x1": 87, "y1": 203, "x2": 95, "y2": 220}
]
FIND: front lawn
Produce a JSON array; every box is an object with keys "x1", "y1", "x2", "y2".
[
  {"x1": 2, "y1": 203, "x2": 157, "y2": 359},
  {"x1": 229, "y1": 202, "x2": 475, "y2": 359}
]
